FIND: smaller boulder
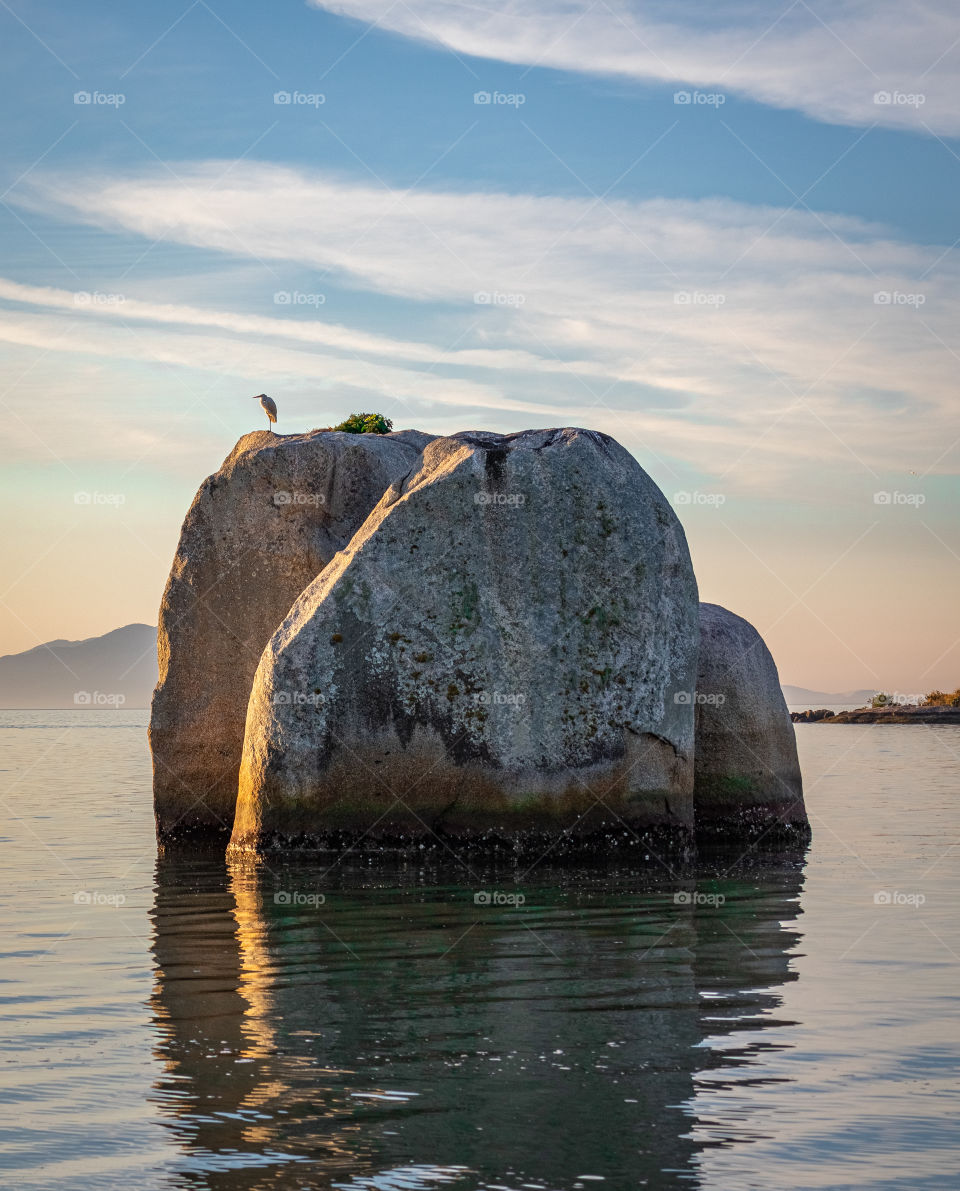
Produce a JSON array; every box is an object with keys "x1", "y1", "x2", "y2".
[{"x1": 694, "y1": 603, "x2": 807, "y2": 840}]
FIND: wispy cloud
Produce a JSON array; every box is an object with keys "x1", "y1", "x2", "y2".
[
  {"x1": 313, "y1": 0, "x2": 960, "y2": 133},
  {"x1": 0, "y1": 305, "x2": 558, "y2": 413},
  {"x1": 10, "y1": 160, "x2": 960, "y2": 485},
  {"x1": 0, "y1": 278, "x2": 602, "y2": 377}
]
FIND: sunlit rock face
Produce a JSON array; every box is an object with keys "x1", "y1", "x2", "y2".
[
  {"x1": 230, "y1": 428, "x2": 700, "y2": 855},
  {"x1": 150, "y1": 429, "x2": 430, "y2": 844},
  {"x1": 693, "y1": 602, "x2": 807, "y2": 840}
]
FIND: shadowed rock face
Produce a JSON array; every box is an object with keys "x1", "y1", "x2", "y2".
[
  {"x1": 694, "y1": 602, "x2": 807, "y2": 840},
  {"x1": 150, "y1": 429, "x2": 429, "y2": 844},
  {"x1": 229, "y1": 428, "x2": 700, "y2": 855}
]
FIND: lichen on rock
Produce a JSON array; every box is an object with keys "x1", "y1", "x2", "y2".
[{"x1": 229, "y1": 428, "x2": 701, "y2": 855}]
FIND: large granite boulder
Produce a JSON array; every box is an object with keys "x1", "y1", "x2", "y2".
[
  {"x1": 151, "y1": 429, "x2": 429, "y2": 844},
  {"x1": 693, "y1": 603, "x2": 807, "y2": 839},
  {"x1": 229, "y1": 428, "x2": 700, "y2": 855}
]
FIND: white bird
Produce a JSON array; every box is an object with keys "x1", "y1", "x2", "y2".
[{"x1": 252, "y1": 392, "x2": 277, "y2": 431}]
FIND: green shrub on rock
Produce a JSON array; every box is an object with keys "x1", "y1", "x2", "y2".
[{"x1": 333, "y1": 412, "x2": 394, "y2": 434}]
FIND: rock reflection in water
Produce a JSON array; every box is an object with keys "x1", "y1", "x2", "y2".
[{"x1": 149, "y1": 853, "x2": 805, "y2": 1190}]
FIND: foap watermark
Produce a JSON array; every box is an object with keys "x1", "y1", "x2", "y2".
[
  {"x1": 274, "y1": 90, "x2": 325, "y2": 107},
  {"x1": 674, "y1": 291, "x2": 725, "y2": 306},
  {"x1": 674, "y1": 890, "x2": 725, "y2": 907},
  {"x1": 74, "y1": 890, "x2": 126, "y2": 906},
  {"x1": 874, "y1": 290, "x2": 925, "y2": 307},
  {"x1": 874, "y1": 890, "x2": 925, "y2": 907},
  {"x1": 74, "y1": 691, "x2": 125, "y2": 707},
  {"x1": 274, "y1": 890, "x2": 326, "y2": 906},
  {"x1": 274, "y1": 290, "x2": 325, "y2": 306},
  {"x1": 474, "y1": 889, "x2": 525, "y2": 907},
  {"x1": 674, "y1": 690, "x2": 726, "y2": 707},
  {"x1": 475, "y1": 690, "x2": 526, "y2": 708},
  {"x1": 274, "y1": 490, "x2": 325, "y2": 507},
  {"x1": 74, "y1": 291, "x2": 124, "y2": 306},
  {"x1": 474, "y1": 290, "x2": 525, "y2": 307},
  {"x1": 674, "y1": 89, "x2": 725, "y2": 107},
  {"x1": 74, "y1": 90, "x2": 125, "y2": 106},
  {"x1": 474, "y1": 491, "x2": 526, "y2": 507},
  {"x1": 74, "y1": 491, "x2": 125, "y2": 506},
  {"x1": 873, "y1": 491, "x2": 925, "y2": 506},
  {"x1": 874, "y1": 90, "x2": 925, "y2": 108},
  {"x1": 872, "y1": 691, "x2": 925, "y2": 707},
  {"x1": 474, "y1": 90, "x2": 525, "y2": 107},
  {"x1": 673, "y1": 491, "x2": 726, "y2": 507},
  {"x1": 272, "y1": 690, "x2": 324, "y2": 707}
]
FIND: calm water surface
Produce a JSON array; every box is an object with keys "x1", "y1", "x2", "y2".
[{"x1": 1, "y1": 711, "x2": 958, "y2": 1189}]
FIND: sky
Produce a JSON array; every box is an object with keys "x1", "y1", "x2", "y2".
[{"x1": 1, "y1": 0, "x2": 958, "y2": 694}]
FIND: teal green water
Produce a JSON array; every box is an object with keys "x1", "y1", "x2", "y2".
[{"x1": 0, "y1": 711, "x2": 958, "y2": 1189}]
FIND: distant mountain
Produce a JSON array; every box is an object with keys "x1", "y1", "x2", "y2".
[
  {"x1": 0, "y1": 624, "x2": 158, "y2": 709},
  {"x1": 781, "y1": 684, "x2": 879, "y2": 708}
]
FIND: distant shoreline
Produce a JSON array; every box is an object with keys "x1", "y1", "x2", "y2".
[
  {"x1": 792, "y1": 705, "x2": 960, "y2": 724},
  {"x1": 0, "y1": 705, "x2": 149, "y2": 712}
]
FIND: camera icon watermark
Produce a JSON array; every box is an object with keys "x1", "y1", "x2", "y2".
[
  {"x1": 474, "y1": 889, "x2": 525, "y2": 907},
  {"x1": 474, "y1": 290, "x2": 525, "y2": 307},
  {"x1": 673, "y1": 90, "x2": 726, "y2": 107},
  {"x1": 873, "y1": 291, "x2": 924, "y2": 306},
  {"x1": 672, "y1": 491, "x2": 726, "y2": 507},
  {"x1": 74, "y1": 90, "x2": 125, "y2": 106},
  {"x1": 73, "y1": 889, "x2": 126, "y2": 906},
  {"x1": 274, "y1": 890, "x2": 326, "y2": 906},
  {"x1": 473, "y1": 491, "x2": 526, "y2": 507},
  {"x1": 74, "y1": 690, "x2": 126, "y2": 706},
  {"x1": 74, "y1": 491, "x2": 126, "y2": 506},
  {"x1": 874, "y1": 890, "x2": 925, "y2": 906},
  {"x1": 474, "y1": 690, "x2": 526, "y2": 708},
  {"x1": 473, "y1": 90, "x2": 525, "y2": 107},
  {"x1": 674, "y1": 291, "x2": 725, "y2": 306},
  {"x1": 272, "y1": 690, "x2": 324, "y2": 707},
  {"x1": 274, "y1": 90, "x2": 325, "y2": 107},
  {"x1": 673, "y1": 690, "x2": 726, "y2": 707},
  {"x1": 872, "y1": 691, "x2": 924, "y2": 707},
  {"x1": 674, "y1": 890, "x2": 725, "y2": 906},
  {"x1": 273, "y1": 290, "x2": 325, "y2": 306},
  {"x1": 273, "y1": 490, "x2": 325, "y2": 507},
  {"x1": 873, "y1": 491, "x2": 925, "y2": 506},
  {"x1": 873, "y1": 90, "x2": 925, "y2": 107},
  {"x1": 74, "y1": 291, "x2": 124, "y2": 306}
]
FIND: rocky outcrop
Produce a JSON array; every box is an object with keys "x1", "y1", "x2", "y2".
[
  {"x1": 228, "y1": 429, "x2": 700, "y2": 855},
  {"x1": 693, "y1": 603, "x2": 807, "y2": 840},
  {"x1": 792, "y1": 704, "x2": 960, "y2": 724},
  {"x1": 150, "y1": 429, "x2": 429, "y2": 843}
]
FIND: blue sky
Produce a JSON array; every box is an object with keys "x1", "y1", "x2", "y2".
[{"x1": 1, "y1": 0, "x2": 958, "y2": 691}]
